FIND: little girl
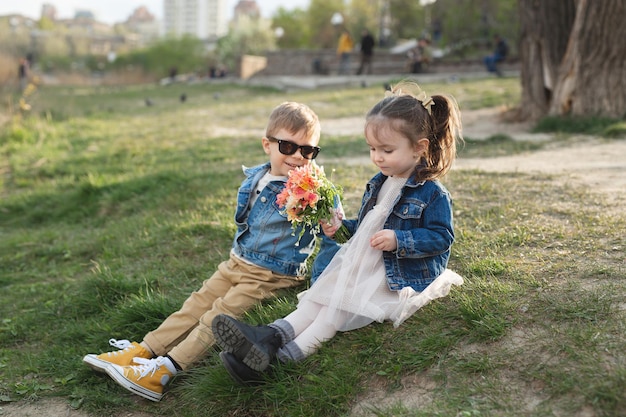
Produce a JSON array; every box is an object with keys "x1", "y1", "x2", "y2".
[{"x1": 212, "y1": 81, "x2": 465, "y2": 384}]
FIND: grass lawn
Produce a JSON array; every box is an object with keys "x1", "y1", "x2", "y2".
[{"x1": 1, "y1": 77, "x2": 624, "y2": 417}]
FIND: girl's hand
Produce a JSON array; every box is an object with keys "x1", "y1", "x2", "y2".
[
  {"x1": 370, "y1": 230, "x2": 397, "y2": 251},
  {"x1": 320, "y1": 219, "x2": 340, "y2": 238},
  {"x1": 320, "y1": 205, "x2": 344, "y2": 238}
]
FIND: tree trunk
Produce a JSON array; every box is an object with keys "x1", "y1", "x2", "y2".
[
  {"x1": 549, "y1": 0, "x2": 626, "y2": 117},
  {"x1": 518, "y1": 0, "x2": 576, "y2": 121}
]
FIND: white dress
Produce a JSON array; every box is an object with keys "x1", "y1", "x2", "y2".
[{"x1": 298, "y1": 176, "x2": 463, "y2": 331}]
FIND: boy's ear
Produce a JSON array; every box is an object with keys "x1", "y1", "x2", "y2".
[{"x1": 262, "y1": 136, "x2": 271, "y2": 155}]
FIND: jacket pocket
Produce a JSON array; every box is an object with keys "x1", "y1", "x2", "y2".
[{"x1": 393, "y1": 199, "x2": 425, "y2": 220}]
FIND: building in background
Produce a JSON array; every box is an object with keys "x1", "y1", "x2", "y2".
[
  {"x1": 41, "y1": 3, "x2": 57, "y2": 21},
  {"x1": 163, "y1": 0, "x2": 228, "y2": 40},
  {"x1": 233, "y1": 0, "x2": 260, "y2": 23},
  {"x1": 231, "y1": 0, "x2": 262, "y2": 31},
  {"x1": 124, "y1": 6, "x2": 160, "y2": 46}
]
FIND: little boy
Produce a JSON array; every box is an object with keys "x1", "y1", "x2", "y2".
[{"x1": 83, "y1": 102, "x2": 335, "y2": 401}]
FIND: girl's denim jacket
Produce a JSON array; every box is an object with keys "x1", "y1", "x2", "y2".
[
  {"x1": 343, "y1": 170, "x2": 454, "y2": 292},
  {"x1": 232, "y1": 162, "x2": 330, "y2": 279}
]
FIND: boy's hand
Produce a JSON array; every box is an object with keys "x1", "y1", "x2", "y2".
[{"x1": 370, "y1": 230, "x2": 397, "y2": 251}]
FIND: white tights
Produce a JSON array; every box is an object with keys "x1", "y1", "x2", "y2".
[{"x1": 282, "y1": 301, "x2": 349, "y2": 357}]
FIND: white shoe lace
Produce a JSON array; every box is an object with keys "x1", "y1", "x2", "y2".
[
  {"x1": 104, "y1": 339, "x2": 133, "y2": 357},
  {"x1": 109, "y1": 339, "x2": 132, "y2": 349},
  {"x1": 128, "y1": 357, "x2": 168, "y2": 379}
]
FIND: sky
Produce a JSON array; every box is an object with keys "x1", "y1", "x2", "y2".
[{"x1": 0, "y1": 0, "x2": 311, "y2": 24}]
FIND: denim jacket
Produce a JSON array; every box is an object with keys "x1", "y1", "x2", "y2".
[
  {"x1": 341, "y1": 170, "x2": 454, "y2": 292},
  {"x1": 232, "y1": 162, "x2": 331, "y2": 279}
]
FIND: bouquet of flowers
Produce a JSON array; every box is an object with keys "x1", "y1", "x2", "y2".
[{"x1": 277, "y1": 162, "x2": 351, "y2": 245}]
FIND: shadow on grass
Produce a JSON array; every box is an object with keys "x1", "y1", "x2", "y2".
[{"x1": 1, "y1": 171, "x2": 187, "y2": 227}]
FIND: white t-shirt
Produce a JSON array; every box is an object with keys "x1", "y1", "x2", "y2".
[{"x1": 249, "y1": 171, "x2": 287, "y2": 209}]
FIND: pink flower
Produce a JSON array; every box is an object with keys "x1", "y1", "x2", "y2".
[{"x1": 277, "y1": 162, "x2": 350, "y2": 244}]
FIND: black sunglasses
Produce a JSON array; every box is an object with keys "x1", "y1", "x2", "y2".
[{"x1": 267, "y1": 136, "x2": 320, "y2": 160}]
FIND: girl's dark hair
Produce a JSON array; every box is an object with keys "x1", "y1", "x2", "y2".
[{"x1": 365, "y1": 81, "x2": 463, "y2": 181}]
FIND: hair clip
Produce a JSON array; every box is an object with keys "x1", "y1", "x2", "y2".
[
  {"x1": 384, "y1": 88, "x2": 402, "y2": 98},
  {"x1": 383, "y1": 86, "x2": 434, "y2": 115},
  {"x1": 416, "y1": 90, "x2": 434, "y2": 115}
]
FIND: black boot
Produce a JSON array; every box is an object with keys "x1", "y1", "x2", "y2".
[
  {"x1": 219, "y1": 351, "x2": 264, "y2": 386},
  {"x1": 212, "y1": 314, "x2": 282, "y2": 371}
]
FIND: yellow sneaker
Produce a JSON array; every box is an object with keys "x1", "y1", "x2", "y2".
[
  {"x1": 106, "y1": 357, "x2": 176, "y2": 402},
  {"x1": 83, "y1": 339, "x2": 152, "y2": 373}
]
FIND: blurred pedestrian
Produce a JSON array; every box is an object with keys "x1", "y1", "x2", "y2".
[
  {"x1": 336, "y1": 28, "x2": 354, "y2": 75},
  {"x1": 432, "y1": 19, "x2": 442, "y2": 44},
  {"x1": 408, "y1": 38, "x2": 432, "y2": 74},
  {"x1": 356, "y1": 29, "x2": 375, "y2": 75},
  {"x1": 484, "y1": 35, "x2": 508, "y2": 76},
  {"x1": 169, "y1": 66, "x2": 178, "y2": 82},
  {"x1": 18, "y1": 57, "x2": 29, "y2": 91}
]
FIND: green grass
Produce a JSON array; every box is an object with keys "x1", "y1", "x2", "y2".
[
  {"x1": 1, "y1": 76, "x2": 624, "y2": 416},
  {"x1": 533, "y1": 115, "x2": 626, "y2": 138},
  {"x1": 459, "y1": 134, "x2": 546, "y2": 158}
]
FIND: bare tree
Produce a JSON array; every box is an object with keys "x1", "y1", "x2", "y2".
[{"x1": 519, "y1": 0, "x2": 626, "y2": 120}]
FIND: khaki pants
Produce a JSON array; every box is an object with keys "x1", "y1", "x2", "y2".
[{"x1": 142, "y1": 253, "x2": 304, "y2": 369}]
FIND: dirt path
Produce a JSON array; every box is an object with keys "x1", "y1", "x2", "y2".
[
  {"x1": 458, "y1": 107, "x2": 626, "y2": 205},
  {"x1": 323, "y1": 108, "x2": 626, "y2": 207},
  {"x1": 1, "y1": 108, "x2": 623, "y2": 417}
]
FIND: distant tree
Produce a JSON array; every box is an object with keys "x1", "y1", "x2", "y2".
[
  {"x1": 518, "y1": 0, "x2": 626, "y2": 120},
  {"x1": 307, "y1": 0, "x2": 345, "y2": 49},
  {"x1": 381, "y1": 0, "x2": 518, "y2": 55},
  {"x1": 348, "y1": 0, "x2": 380, "y2": 40},
  {"x1": 112, "y1": 35, "x2": 206, "y2": 77},
  {"x1": 37, "y1": 16, "x2": 56, "y2": 31},
  {"x1": 389, "y1": 0, "x2": 421, "y2": 40},
  {"x1": 272, "y1": 8, "x2": 310, "y2": 48},
  {"x1": 268, "y1": 1, "x2": 381, "y2": 50},
  {"x1": 264, "y1": 0, "x2": 520, "y2": 52},
  {"x1": 216, "y1": 23, "x2": 277, "y2": 71}
]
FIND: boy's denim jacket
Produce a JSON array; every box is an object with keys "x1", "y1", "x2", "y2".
[
  {"x1": 342, "y1": 170, "x2": 454, "y2": 292},
  {"x1": 232, "y1": 162, "x2": 331, "y2": 279}
]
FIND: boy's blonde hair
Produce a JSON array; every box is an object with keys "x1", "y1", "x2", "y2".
[{"x1": 265, "y1": 102, "x2": 321, "y2": 142}]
